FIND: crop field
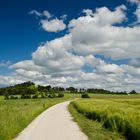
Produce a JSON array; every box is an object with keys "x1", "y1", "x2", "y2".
[
  {"x1": 0, "y1": 94, "x2": 80, "y2": 140},
  {"x1": 71, "y1": 94, "x2": 140, "y2": 140}
]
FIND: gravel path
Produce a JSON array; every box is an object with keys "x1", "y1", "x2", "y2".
[{"x1": 15, "y1": 101, "x2": 88, "y2": 140}]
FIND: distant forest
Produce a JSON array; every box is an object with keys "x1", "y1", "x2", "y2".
[{"x1": 0, "y1": 81, "x2": 138, "y2": 98}]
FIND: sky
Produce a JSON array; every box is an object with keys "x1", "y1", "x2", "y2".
[{"x1": 0, "y1": 0, "x2": 140, "y2": 91}]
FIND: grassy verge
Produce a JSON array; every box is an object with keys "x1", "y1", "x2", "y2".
[
  {"x1": 69, "y1": 102, "x2": 125, "y2": 140},
  {"x1": 0, "y1": 94, "x2": 80, "y2": 140},
  {"x1": 88, "y1": 94, "x2": 140, "y2": 99},
  {"x1": 71, "y1": 97, "x2": 140, "y2": 140}
]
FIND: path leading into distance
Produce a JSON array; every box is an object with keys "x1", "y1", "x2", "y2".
[{"x1": 15, "y1": 101, "x2": 88, "y2": 140}]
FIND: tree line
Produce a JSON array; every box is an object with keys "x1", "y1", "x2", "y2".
[
  {"x1": 0, "y1": 81, "x2": 138, "y2": 99},
  {"x1": 0, "y1": 81, "x2": 65, "y2": 99}
]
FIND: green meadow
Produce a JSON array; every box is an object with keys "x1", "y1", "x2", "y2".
[
  {"x1": 1, "y1": 93, "x2": 140, "y2": 140},
  {"x1": 0, "y1": 94, "x2": 80, "y2": 140},
  {"x1": 70, "y1": 94, "x2": 140, "y2": 140}
]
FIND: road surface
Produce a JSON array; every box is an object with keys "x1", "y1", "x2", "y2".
[{"x1": 15, "y1": 101, "x2": 88, "y2": 140}]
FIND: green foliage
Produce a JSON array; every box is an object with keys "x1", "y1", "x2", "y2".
[
  {"x1": 10, "y1": 95, "x2": 18, "y2": 100},
  {"x1": 81, "y1": 93, "x2": 90, "y2": 98},
  {"x1": 73, "y1": 98, "x2": 140, "y2": 140},
  {"x1": 1, "y1": 82, "x2": 65, "y2": 100},
  {"x1": 4, "y1": 91, "x2": 9, "y2": 100},
  {"x1": 32, "y1": 94, "x2": 38, "y2": 99},
  {"x1": 46, "y1": 85, "x2": 51, "y2": 92},
  {"x1": 66, "y1": 87, "x2": 78, "y2": 93},
  {"x1": 48, "y1": 94, "x2": 56, "y2": 98},
  {"x1": 86, "y1": 88, "x2": 129, "y2": 95},
  {"x1": 129, "y1": 90, "x2": 137, "y2": 94},
  {"x1": 21, "y1": 94, "x2": 31, "y2": 99},
  {"x1": 1, "y1": 81, "x2": 138, "y2": 100},
  {"x1": 57, "y1": 93, "x2": 64, "y2": 98},
  {"x1": 48, "y1": 94, "x2": 53, "y2": 98},
  {"x1": 40, "y1": 92, "x2": 46, "y2": 98}
]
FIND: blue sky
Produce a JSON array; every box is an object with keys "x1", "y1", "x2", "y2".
[
  {"x1": 0, "y1": 0, "x2": 137, "y2": 62},
  {"x1": 0, "y1": 0, "x2": 140, "y2": 91}
]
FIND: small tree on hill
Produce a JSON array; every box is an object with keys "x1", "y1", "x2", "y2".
[{"x1": 129, "y1": 90, "x2": 137, "y2": 94}]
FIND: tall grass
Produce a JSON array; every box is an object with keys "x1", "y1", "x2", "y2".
[
  {"x1": 0, "y1": 94, "x2": 80, "y2": 140},
  {"x1": 72, "y1": 98, "x2": 140, "y2": 140}
]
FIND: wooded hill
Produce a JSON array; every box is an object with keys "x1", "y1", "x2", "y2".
[{"x1": 0, "y1": 81, "x2": 138, "y2": 96}]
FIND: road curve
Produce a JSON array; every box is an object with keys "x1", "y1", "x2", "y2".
[{"x1": 15, "y1": 101, "x2": 88, "y2": 140}]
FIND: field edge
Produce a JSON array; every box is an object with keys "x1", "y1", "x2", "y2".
[{"x1": 68, "y1": 101, "x2": 125, "y2": 140}]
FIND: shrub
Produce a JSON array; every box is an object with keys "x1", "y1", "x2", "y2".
[
  {"x1": 14, "y1": 96, "x2": 18, "y2": 99},
  {"x1": 32, "y1": 94, "x2": 38, "y2": 99},
  {"x1": 48, "y1": 94, "x2": 53, "y2": 98},
  {"x1": 4, "y1": 94, "x2": 9, "y2": 100},
  {"x1": 21, "y1": 94, "x2": 31, "y2": 99},
  {"x1": 45, "y1": 92, "x2": 48, "y2": 96},
  {"x1": 48, "y1": 94, "x2": 57, "y2": 98},
  {"x1": 57, "y1": 93, "x2": 64, "y2": 98},
  {"x1": 81, "y1": 93, "x2": 90, "y2": 98},
  {"x1": 10, "y1": 95, "x2": 18, "y2": 99},
  {"x1": 41, "y1": 93, "x2": 46, "y2": 98},
  {"x1": 26, "y1": 95, "x2": 31, "y2": 99}
]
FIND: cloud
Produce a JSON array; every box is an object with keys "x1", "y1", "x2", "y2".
[
  {"x1": 82, "y1": 9, "x2": 94, "y2": 17},
  {"x1": 0, "y1": 74, "x2": 25, "y2": 87},
  {"x1": 43, "y1": 10, "x2": 53, "y2": 19},
  {"x1": 0, "y1": 61, "x2": 11, "y2": 67},
  {"x1": 41, "y1": 18, "x2": 66, "y2": 32},
  {"x1": 129, "y1": 58, "x2": 140, "y2": 67},
  {"x1": 69, "y1": 5, "x2": 127, "y2": 27},
  {"x1": 32, "y1": 35, "x2": 84, "y2": 76},
  {"x1": 29, "y1": 10, "x2": 42, "y2": 17},
  {"x1": 1, "y1": 5, "x2": 140, "y2": 92},
  {"x1": 60, "y1": 14, "x2": 67, "y2": 20},
  {"x1": 67, "y1": 6, "x2": 140, "y2": 60},
  {"x1": 29, "y1": 10, "x2": 53, "y2": 18},
  {"x1": 135, "y1": 3, "x2": 140, "y2": 23},
  {"x1": 30, "y1": 9, "x2": 66, "y2": 32},
  {"x1": 127, "y1": 0, "x2": 140, "y2": 4}
]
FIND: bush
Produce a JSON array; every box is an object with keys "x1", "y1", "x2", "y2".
[
  {"x1": 57, "y1": 93, "x2": 64, "y2": 98},
  {"x1": 48, "y1": 94, "x2": 57, "y2": 98},
  {"x1": 45, "y1": 92, "x2": 48, "y2": 96},
  {"x1": 32, "y1": 94, "x2": 38, "y2": 99},
  {"x1": 81, "y1": 93, "x2": 90, "y2": 98},
  {"x1": 14, "y1": 96, "x2": 18, "y2": 99},
  {"x1": 26, "y1": 95, "x2": 31, "y2": 99},
  {"x1": 41, "y1": 93, "x2": 46, "y2": 98},
  {"x1": 10, "y1": 95, "x2": 18, "y2": 99},
  {"x1": 4, "y1": 94, "x2": 9, "y2": 100},
  {"x1": 10, "y1": 95, "x2": 15, "y2": 99},
  {"x1": 48, "y1": 94, "x2": 53, "y2": 98},
  {"x1": 48, "y1": 94, "x2": 51, "y2": 98},
  {"x1": 21, "y1": 94, "x2": 31, "y2": 99}
]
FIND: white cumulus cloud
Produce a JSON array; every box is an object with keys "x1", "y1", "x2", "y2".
[
  {"x1": 1, "y1": 5, "x2": 140, "y2": 92},
  {"x1": 30, "y1": 9, "x2": 66, "y2": 32},
  {"x1": 41, "y1": 18, "x2": 66, "y2": 32}
]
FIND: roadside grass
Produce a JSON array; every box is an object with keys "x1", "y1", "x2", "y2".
[
  {"x1": 89, "y1": 94, "x2": 140, "y2": 99},
  {"x1": 71, "y1": 95, "x2": 140, "y2": 140},
  {"x1": 69, "y1": 103, "x2": 125, "y2": 140},
  {"x1": 0, "y1": 94, "x2": 80, "y2": 140}
]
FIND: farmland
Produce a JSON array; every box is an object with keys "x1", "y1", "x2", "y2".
[
  {"x1": 1, "y1": 92, "x2": 140, "y2": 140},
  {"x1": 70, "y1": 94, "x2": 140, "y2": 140},
  {"x1": 0, "y1": 94, "x2": 80, "y2": 140}
]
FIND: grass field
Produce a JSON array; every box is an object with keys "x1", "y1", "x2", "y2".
[
  {"x1": 70, "y1": 94, "x2": 140, "y2": 140},
  {"x1": 69, "y1": 103, "x2": 125, "y2": 140},
  {"x1": 0, "y1": 94, "x2": 80, "y2": 140}
]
